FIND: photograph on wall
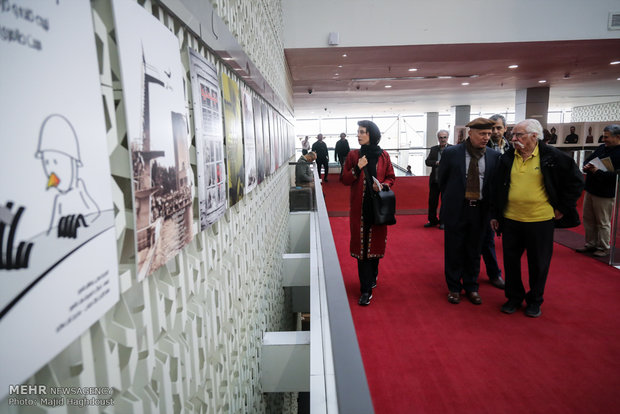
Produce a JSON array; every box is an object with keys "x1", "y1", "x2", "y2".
[
  {"x1": 583, "y1": 122, "x2": 599, "y2": 145},
  {"x1": 241, "y1": 87, "x2": 258, "y2": 194},
  {"x1": 547, "y1": 124, "x2": 561, "y2": 145},
  {"x1": 270, "y1": 109, "x2": 279, "y2": 172},
  {"x1": 221, "y1": 72, "x2": 245, "y2": 207},
  {"x1": 112, "y1": 0, "x2": 194, "y2": 280},
  {"x1": 252, "y1": 96, "x2": 266, "y2": 184},
  {"x1": 261, "y1": 102, "x2": 272, "y2": 177},
  {"x1": 188, "y1": 48, "x2": 227, "y2": 231},
  {"x1": 563, "y1": 122, "x2": 582, "y2": 145},
  {"x1": 0, "y1": 1, "x2": 119, "y2": 397}
]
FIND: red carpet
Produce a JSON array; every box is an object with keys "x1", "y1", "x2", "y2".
[{"x1": 327, "y1": 177, "x2": 620, "y2": 414}]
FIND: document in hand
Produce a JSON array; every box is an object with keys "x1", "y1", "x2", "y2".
[{"x1": 588, "y1": 157, "x2": 614, "y2": 172}]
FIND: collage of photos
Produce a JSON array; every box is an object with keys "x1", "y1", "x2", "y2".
[
  {"x1": 547, "y1": 122, "x2": 612, "y2": 147},
  {"x1": 189, "y1": 49, "x2": 228, "y2": 231}
]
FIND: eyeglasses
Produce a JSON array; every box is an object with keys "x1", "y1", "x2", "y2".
[{"x1": 512, "y1": 132, "x2": 530, "y2": 139}]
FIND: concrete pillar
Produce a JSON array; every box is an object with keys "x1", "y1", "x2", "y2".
[
  {"x1": 515, "y1": 87, "x2": 550, "y2": 128},
  {"x1": 451, "y1": 105, "x2": 471, "y2": 145},
  {"x1": 425, "y1": 112, "x2": 439, "y2": 149}
]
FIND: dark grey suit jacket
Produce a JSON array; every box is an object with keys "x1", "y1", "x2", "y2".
[{"x1": 437, "y1": 142, "x2": 500, "y2": 228}]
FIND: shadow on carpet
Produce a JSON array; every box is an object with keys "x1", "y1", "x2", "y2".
[{"x1": 554, "y1": 228, "x2": 617, "y2": 264}]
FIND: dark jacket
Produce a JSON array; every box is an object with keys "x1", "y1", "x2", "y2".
[
  {"x1": 438, "y1": 142, "x2": 500, "y2": 228},
  {"x1": 583, "y1": 144, "x2": 620, "y2": 198},
  {"x1": 425, "y1": 144, "x2": 450, "y2": 184},
  {"x1": 492, "y1": 140, "x2": 584, "y2": 229},
  {"x1": 335, "y1": 139, "x2": 350, "y2": 164},
  {"x1": 312, "y1": 140, "x2": 329, "y2": 162},
  {"x1": 295, "y1": 155, "x2": 314, "y2": 186}
]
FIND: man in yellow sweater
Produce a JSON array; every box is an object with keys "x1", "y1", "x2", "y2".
[{"x1": 490, "y1": 119, "x2": 584, "y2": 318}]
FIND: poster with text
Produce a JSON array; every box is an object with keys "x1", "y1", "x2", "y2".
[
  {"x1": 252, "y1": 96, "x2": 266, "y2": 184},
  {"x1": 0, "y1": 0, "x2": 119, "y2": 398},
  {"x1": 221, "y1": 72, "x2": 245, "y2": 207},
  {"x1": 261, "y1": 102, "x2": 272, "y2": 177},
  {"x1": 112, "y1": 0, "x2": 194, "y2": 280},
  {"x1": 241, "y1": 87, "x2": 258, "y2": 194},
  {"x1": 188, "y1": 48, "x2": 227, "y2": 231}
]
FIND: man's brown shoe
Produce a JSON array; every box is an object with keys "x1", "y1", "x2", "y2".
[
  {"x1": 447, "y1": 291, "x2": 460, "y2": 304},
  {"x1": 466, "y1": 291, "x2": 482, "y2": 305}
]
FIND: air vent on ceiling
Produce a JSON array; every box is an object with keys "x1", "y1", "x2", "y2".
[{"x1": 609, "y1": 12, "x2": 620, "y2": 30}]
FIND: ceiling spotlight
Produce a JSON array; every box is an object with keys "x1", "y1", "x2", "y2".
[
  {"x1": 508, "y1": 64, "x2": 519, "y2": 69},
  {"x1": 342, "y1": 54, "x2": 347, "y2": 57},
  {"x1": 438, "y1": 76, "x2": 452, "y2": 79},
  {"x1": 338, "y1": 65, "x2": 343, "y2": 68},
  {"x1": 610, "y1": 61, "x2": 620, "y2": 65},
  {"x1": 385, "y1": 85, "x2": 392, "y2": 88},
  {"x1": 538, "y1": 80, "x2": 547, "y2": 83},
  {"x1": 334, "y1": 73, "x2": 339, "y2": 76},
  {"x1": 408, "y1": 68, "x2": 418, "y2": 72},
  {"x1": 461, "y1": 82, "x2": 469, "y2": 86},
  {"x1": 563, "y1": 73, "x2": 571, "y2": 79}
]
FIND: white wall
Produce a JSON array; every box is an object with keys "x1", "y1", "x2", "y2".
[{"x1": 283, "y1": 0, "x2": 620, "y2": 48}]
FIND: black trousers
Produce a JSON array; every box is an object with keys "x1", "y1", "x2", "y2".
[
  {"x1": 444, "y1": 204, "x2": 485, "y2": 293},
  {"x1": 357, "y1": 258, "x2": 379, "y2": 294},
  {"x1": 316, "y1": 158, "x2": 329, "y2": 180},
  {"x1": 427, "y1": 181, "x2": 440, "y2": 224},
  {"x1": 501, "y1": 218, "x2": 554, "y2": 306},
  {"x1": 481, "y1": 223, "x2": 501, "y2": 279}
]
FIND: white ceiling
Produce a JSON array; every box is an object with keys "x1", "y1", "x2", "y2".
[{"x1": 285, "y1": 39, "x2": 620, "y2": 118}]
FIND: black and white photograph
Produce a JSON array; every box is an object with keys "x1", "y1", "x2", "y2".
[{"x1": 112, "y1": 0, "x2": 194, "y2": 280}]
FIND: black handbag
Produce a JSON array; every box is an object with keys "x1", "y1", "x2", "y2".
[{"x1": 364, "y1": 167, "x2": 396, "y2": 226}]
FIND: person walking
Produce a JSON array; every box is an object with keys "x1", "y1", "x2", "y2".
[
  {"x1": 312, "y1": 133, "x2": 329, "y2": 182},
  {"x1": 438, "y1": 118, "x2": 501, "y2": 305},
  {"x1": 577, "y1": 124, "x2": 620, "y2": 257},
  {"x1": 342, "y1": 120, "x2": 395, "y2": 306},
  {"x1": 491, "y1": 119, "x2": 584, "y2": 318}
]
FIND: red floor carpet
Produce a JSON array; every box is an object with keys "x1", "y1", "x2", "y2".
[{"x1": 326, "y1": 176, "x2": 620, "y2": 414}]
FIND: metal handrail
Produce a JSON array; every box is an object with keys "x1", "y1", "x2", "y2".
[{"x1": 311, "y1": 168, "x2": 374, "y2": 413}]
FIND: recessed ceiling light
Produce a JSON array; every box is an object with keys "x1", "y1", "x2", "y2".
[
  {"x1": 538, "y1": 80, "x2": 547, "y2": 83},
  {"x1": 385, "y1": 85, "x2": 392, "y2": 88},
  {"x1": 610, "y1": 61, "x2": 620, "y2": 65},
  {"x1": 617, "y1": 77, "x2": 620, "y2": 80},
  {"x1": 342, "y1": 54, "x2": 347, "y2": 57},
  {"x1": 338, "y1": 65, "x2": 343, "y2": 68},
  {"x1": 508, "y1": 64, "x2": 519, "y2": 69},
  {"x1": 408, "y1": 68, "x2": 418, "y2": 72},
  {"x1": 334, "y1": 73, "x2": 339, "y2": 76},
  {"x1": 223, "y1": 57, "x2": 234, "y2": 61},
  {"x1": 438, "y1": 76, "x2": 452, "y2": 79},
  {"x1": 461, "y1": 82, "x2": 469, "y2": 86}
]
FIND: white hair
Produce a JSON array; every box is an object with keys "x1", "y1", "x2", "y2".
[{"x1": 518, "y1": 119, "x2": 543, "y2": 139}]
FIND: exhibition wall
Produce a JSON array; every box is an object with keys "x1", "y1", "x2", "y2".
[{"x1": 1, "y1": 0, "x2": 298, "y2": 412}]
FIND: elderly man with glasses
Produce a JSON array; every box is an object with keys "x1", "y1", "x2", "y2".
[{"x1": 490, "y1": 119, "x2": 584, "y2": 318}]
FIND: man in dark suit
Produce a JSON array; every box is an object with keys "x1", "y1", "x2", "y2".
[
  {"x1": 438, "y1": 118, "x2": 501, "y2": 305},
  {"x1": 312, "y1": 133, "x2": 329, "y2": 182},
  {"x1": 424, "y1": 130, "x2": 450, "y2": 228}
]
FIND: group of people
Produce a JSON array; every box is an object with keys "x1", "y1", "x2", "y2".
[
  {"x1": 423, "y1": 117, "x2": 620, "y2": 317},
  {"x1": 297, "y1": 115, "x2": 620, "y2": 318},
  {"x1": 299, "y1": 132, "x2": 351, "y2": 184},
  {"x1": 300, "y1": 118, "x2": 620, "y2": 318}
]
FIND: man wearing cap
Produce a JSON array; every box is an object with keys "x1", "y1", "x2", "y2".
[
  {"x1": 491, "y1": 119, "x2": 584, "y2": 318},
  {"x1": 438, "y1": 118, "x2": 501, "y2": 305}
]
